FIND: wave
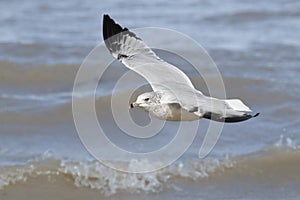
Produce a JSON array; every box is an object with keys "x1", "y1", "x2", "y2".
[
  {"x1": 0, "y1": 59, "x2": 292, "y2": 104},
  {"x1": 0, "y1": 138, "x2": 299, "y2": 196},
  {"x1": 203, "y1": 9, "x2": 300, "y2": 23},
  {"x1": 0, "y1": 61, "x2": 79, "y2": 87},
  {"x1": 0, "y1": 155, "x2": 234, "y2": 196},
  {"x1": 0, "y1": 42, "x2": 90, "y2": 65}
]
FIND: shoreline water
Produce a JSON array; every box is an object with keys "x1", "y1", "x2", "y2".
[
  {"x1": 1, "y1": 0, "x2": 300, "y2": 199},
  {"x1": 0, "y1": 141, "x2": 299, "y2": 199}
]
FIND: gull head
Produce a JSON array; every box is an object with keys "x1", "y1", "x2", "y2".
[{"x1": 130, "y1": 92, "x2": 158, "y2": 111}]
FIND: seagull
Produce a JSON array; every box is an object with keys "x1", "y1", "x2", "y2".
[{"x1": 102, "y1": 14, "x2": 259, "y2": 123}]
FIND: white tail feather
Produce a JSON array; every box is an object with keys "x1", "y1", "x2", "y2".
[{"x1": 225, "y1": 99, "x2": 252, "y2": 112}]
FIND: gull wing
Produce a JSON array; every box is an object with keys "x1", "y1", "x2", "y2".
[{"x1": 102, "y1": 14, "x2": 196, "y2": 94}]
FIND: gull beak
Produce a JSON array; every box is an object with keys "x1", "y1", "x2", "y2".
[{"x1": 129, "y1": 102, "x2": 139, "y2": 109}]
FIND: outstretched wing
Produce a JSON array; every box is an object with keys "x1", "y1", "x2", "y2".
[{"x1": 103, "y1": 14, "x2": 196, "y2": 94}]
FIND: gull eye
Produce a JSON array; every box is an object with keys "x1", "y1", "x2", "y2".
[{"x1": 144, "y1": 98, "x2": 150, "y2": 101}]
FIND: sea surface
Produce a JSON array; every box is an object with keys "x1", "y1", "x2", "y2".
[{"x1": 0, "y1": 0, "x2": 300, "y2": 199}]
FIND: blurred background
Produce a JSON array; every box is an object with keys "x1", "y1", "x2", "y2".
[{"x1": 0, "y1": 0, "x2": 299, "y2": 199}]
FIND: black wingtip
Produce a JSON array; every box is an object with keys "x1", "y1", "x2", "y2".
[
  {"x1": 203, "y1": 111, "x2": 260, "y2": 123},
  {"x1": 253, "y1": 113, "x2": 260, "y2": 117},
  {"x1": 224, "y1": 112, "x2": 259, "y2": 123},
  {"x1": 102, "y1": 14, "x2": 126, "y2": 41},
  {"x1": 102, "y1": 14, "x2": 139, "y2": 41}
]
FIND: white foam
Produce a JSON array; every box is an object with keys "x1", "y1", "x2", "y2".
[
  {"x1": 274, "y1": 135, "x2": 298, "y2": 149},
  {"x1": 0, "y1": 155, "x2": 235, "y2": 195}
]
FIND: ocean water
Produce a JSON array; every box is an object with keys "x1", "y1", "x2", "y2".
[{"x1": 1, "y1": 0, "x2": 300, "y2": 199}]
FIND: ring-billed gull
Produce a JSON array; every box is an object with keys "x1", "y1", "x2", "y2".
[{"x1": 102, "y1": 14, "x2": 259, "y2": 123}]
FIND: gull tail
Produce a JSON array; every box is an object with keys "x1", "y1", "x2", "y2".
[{"x1": 202, "y1": 98, "x2": 259, "y2": 123}]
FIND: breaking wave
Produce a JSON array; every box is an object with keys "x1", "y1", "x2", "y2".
[{"x1": 0, "y1": 136, "x2": 299, "y2": 196}]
